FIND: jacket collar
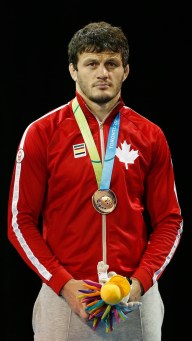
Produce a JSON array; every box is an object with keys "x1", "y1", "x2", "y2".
[{"x1": 71, "y1": 91, "x2": 124, "y2": 123}]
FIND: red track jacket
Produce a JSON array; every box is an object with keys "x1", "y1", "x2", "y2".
[{"x1": 8, "y1": 92, "x2": 183, "y2": 295}]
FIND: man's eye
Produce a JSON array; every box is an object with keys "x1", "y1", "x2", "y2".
[
  {"x1": 107, "y1": 62, "x2": 117, "y2": 67},
  {"x1": 88, "y1": 62, "x2": 97, "y2": 67}
]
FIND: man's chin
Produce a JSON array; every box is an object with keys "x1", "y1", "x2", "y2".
[{"x1": 89, "y1": 95, "x2": 112, "y2": 104}]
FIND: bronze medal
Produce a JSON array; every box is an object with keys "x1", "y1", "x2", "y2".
[{"x1": 92, "y1": 189, "x2": 117, "y2": 214}]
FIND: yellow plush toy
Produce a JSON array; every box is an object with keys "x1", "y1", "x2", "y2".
[
  {"x1": 78, "y1": 261, "x2": 142, "y2": 333},
  {"x1": 100, "y1": 274, "x2": 131, "y2": 305}
]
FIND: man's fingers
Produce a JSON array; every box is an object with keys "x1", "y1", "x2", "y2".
[{"x1": 79, "y1": 308, "x2": 88, "y2": 319}]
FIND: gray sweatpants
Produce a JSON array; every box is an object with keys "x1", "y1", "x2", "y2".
[{"x1": 32, "y1": 282, "x2": 164, "y2": 341}]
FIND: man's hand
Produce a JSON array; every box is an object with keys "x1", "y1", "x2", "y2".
[{"x1": 60, "y1": 279, "x2": 88, "y2": 319}]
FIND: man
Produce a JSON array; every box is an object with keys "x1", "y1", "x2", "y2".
[{"x1": 8, "y1": 21, "x2": 183, "y2": 340}]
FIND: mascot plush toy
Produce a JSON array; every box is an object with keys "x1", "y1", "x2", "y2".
[{"x1": 78, "y1": 261, "x2": 142, "y2": 333}]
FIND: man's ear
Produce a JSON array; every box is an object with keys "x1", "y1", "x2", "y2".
[
  {"x1": 123, "y1": 64, "x2": 129, "y2": 82},
  {"x1": 69, "y1": 63, "x2": 77, "y2": 81}
]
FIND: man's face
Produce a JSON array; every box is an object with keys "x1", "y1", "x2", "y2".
[{"x1": 69, "y1": 52, "x2": 129, "y2": 104}]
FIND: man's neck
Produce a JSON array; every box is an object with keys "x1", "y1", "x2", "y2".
[{"x1": 79, "y1": 94, "x2": 120, "y2": 122}]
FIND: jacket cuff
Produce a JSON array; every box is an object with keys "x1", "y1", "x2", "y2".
[
  {"x1": 46, "y1": 268, "x2": 73, "y2": 295},
  {"x1": 131, "y1": 268, "x2": 153, "y2": 294}
]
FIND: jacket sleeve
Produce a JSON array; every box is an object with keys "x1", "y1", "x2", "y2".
[
  {"x1": 132, "y1": 128, "x2": 183, "y2": 293},
  {"x1": 7, "y1": 122, "x2": 73, "y2": 295}
]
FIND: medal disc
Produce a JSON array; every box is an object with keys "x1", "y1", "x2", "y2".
[{"x1": 92, "y1": 189, "x2": 117, "y2": 214}]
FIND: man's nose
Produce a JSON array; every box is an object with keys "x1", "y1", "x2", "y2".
[{"x1": 97, "y1": 64, "x2": 108, "y2": 77}]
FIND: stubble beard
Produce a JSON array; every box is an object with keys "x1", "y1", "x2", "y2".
[{"x1": 88, "y1": 94, "x2": 114, "y2": 104}]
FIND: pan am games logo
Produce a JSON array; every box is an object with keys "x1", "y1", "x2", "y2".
[
  {"x1": 116, "y1": 141, "x2": 139, "y2": 169},
  {"x1": 16, "y1": 148, "x2": 25, "y2": 163}
]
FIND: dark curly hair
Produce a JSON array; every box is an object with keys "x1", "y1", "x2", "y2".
[{"x1": 68, "y1": 21, "x2": 129, "y2": 70}]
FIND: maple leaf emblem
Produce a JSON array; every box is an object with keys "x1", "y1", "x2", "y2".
[{"x1": 116, "y1": 141, "x2": 139, "y2": 169}]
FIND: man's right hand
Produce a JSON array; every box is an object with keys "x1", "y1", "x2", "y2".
[{"x1": 60, "y1": 279, "x2": 88, "y2": 319}]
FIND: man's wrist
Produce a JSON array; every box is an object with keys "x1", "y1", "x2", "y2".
[{"x1": 130, "y1": 277, "x2": 144, "y2": 296}]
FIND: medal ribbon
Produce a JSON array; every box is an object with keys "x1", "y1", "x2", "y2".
[{"x1": 72, "y1": 97, "x2": 120, "y2": 189}]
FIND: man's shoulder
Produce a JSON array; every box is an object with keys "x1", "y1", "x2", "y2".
[
  {"x1": 28, "y1": 102, "x2": 71, "y2": 129},
  {"x1": 35, "y1": 102, "x2": 71, "y2": 125},
  {"x1": 24, "y1": 102, "x2": 72, "y2": 140},
  {"x1": 121, "y1": 105, "x2": 161, "y2": 133}
]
